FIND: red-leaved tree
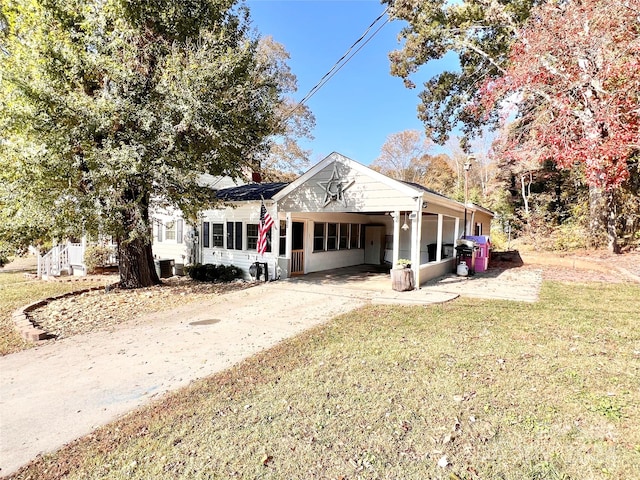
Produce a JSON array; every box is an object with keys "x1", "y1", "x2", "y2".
[{"x1": 475, "y1": 0, "x2": 640, "y2": 252}]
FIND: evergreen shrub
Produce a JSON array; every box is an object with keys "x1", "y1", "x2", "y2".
[{"x1": 185, "y1": 264, "x2": 243, "y2": 282}]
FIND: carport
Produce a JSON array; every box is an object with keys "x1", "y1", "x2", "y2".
[{"x1": 272, "y1": 152, "x2": 494, "y2": 287}]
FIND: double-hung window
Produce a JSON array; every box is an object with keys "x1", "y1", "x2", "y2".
[
  {"x1": 313, "y1": 223, "x2": 325, "y2": 251},
  {"x1": 247, "y1": 224, "x2": 259, "y2": 250},
  {"x1": 202, "y1": 222, "x2": 210, "y2": 248},
  {"x1": 212, "y1": 223, "x2": 224, "y2": 247},
  {"x1": 165, "y1": 221, "x2": 176, "y2": 241},
  {"x1": 227, "y1": 222, "x2": 243, "y2": 250}
]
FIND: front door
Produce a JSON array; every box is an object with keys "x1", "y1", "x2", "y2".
[
  {"x1": 364, "y1": 225, "x2": 385, "y2": 264},
  {"x1": 291, "y1": 221, "x2": 304, "y2": 275}
]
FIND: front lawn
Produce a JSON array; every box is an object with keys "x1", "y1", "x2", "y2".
[{"x1": 8, "y1": 281, "x2": 640, "y2": 479}]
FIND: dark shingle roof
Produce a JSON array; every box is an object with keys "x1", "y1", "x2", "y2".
[{"x1": 215, "y1": 182, "x2": 290, "y2": 201}]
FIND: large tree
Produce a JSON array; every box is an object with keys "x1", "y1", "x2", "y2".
[
  {"x1": 474, "y1": 0, "x2": 640, "y2": 252},
  {"x1": 384, "y1": 0, "x2": 539, "y2": 147},
  {"x1": 0, "y1": 0, "x2": 285, "y2": 287},
  {"x1": 370, "y1": 129, "x2": 434, "y2": 183}
]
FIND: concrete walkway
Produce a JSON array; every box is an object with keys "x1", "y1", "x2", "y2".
[{"x1": 0, "y1": 275, "x2": 457, "y2": 476}]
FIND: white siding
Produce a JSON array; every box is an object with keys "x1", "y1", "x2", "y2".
[
  {"x1": 151, "y1": 208, "x2": 194, "y2": 268},
  {"x1": 200, "y1": 202, "x2": 279, "y2": 281}
]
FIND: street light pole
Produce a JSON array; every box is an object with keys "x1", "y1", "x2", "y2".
[{"x1": 463, "y1": 155, "x2": 474, "y2": 238}]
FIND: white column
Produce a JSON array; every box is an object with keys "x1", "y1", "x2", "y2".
[
  {"x1": 411, "y1": 198, "x2": 423, "y2": 289},
  {"x1": 285, "y1": 212, "x2": 292, "y2": 259},
  {"x1": 454, "y1": 216, "x2": 460, "y2": 241},
  {"x1": 436, "y1": 213, "x2": 443, "y2": 262},
  {"x1": 392, "y1": 211, "x2": 400, "y2": 268}
]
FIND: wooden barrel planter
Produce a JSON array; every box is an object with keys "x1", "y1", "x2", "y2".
[{"x1": 391, "y1": 267, "x2": 414, "y2": 291}]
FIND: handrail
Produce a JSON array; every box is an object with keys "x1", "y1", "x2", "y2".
[{"x1": 38, "y1": 244, "x2": 69, "y2": 279}]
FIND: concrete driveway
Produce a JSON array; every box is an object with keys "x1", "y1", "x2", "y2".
[{"x1": 0, "y1": 274, "x2": 458, "y2": 476}]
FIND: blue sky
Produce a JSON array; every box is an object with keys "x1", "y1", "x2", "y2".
[{"x1": 246, "y1": 0, "x2": 459, "y2": 166}]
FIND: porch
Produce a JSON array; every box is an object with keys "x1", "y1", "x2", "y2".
[{"x1": 271, "y1": 153, "x2": 493, "y2": 289}]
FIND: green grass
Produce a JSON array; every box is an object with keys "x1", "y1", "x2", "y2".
[
  {"x1": 0, "y1": 271, "x2": 106, "y2": 355},
  {"x1": 7, "y1": 281, "x2": 640, "y2": 479}
]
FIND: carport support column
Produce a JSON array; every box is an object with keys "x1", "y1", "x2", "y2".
[
  {"x1": 436, "y1": 214, "x2": 443, "y2": 262},
  {"x1": 392, "y1": 211, "x2": 400, "y2": 268},
  {"x1": 411, "y1": 201, "x2": 423, "y2": 289}
]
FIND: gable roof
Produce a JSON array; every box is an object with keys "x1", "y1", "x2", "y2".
[
  {"x1": 215, "y1": 182, "x2": 289, "y2": 202},
  {"x1": 272, "y1": 152, "x2": 422, "y2": 202}
]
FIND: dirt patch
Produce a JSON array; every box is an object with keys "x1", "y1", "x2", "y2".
[
  {"x1": 29, "y1": 277, "x2": 255, "y2": 340},
  {"x1": 519, "y1": 249, "x2": 640, "y2": 283}
]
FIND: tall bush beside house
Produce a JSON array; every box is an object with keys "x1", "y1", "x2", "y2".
[{"x1": 84, "y1": 244, "x2": 115, "y2": 274}]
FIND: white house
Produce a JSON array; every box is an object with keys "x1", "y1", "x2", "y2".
[
  {"x1": 151, "y1": 174, "x2": 247, "y2": 275},
  {"x1": 180, "y1": 152, "x2": 494, "y2": 288}
]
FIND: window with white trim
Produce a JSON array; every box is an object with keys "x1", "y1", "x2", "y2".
[
  {"x1": 247, "y1": 224, "x2": 258, "y2": 250},
  {"x1": 212, "y1": 223, "x2": 224, "y2": 247},
  {"x1": 165, "y1": 221, "x2": 176, "y2": 241},
  {"x1": 313, "y1": 223, "x2": 325, "y2": 251},
  {"x1": 313, "y1": 222, "x2": 363, "y2": 252}
]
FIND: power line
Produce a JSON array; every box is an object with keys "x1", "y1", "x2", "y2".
[{"x1": 285, "y1": 6, "x2": 390, "y2": 120}]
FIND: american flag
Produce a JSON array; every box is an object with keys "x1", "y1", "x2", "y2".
[{"x1": 257, "y1": 200, "x2": 274, "y2": 255}]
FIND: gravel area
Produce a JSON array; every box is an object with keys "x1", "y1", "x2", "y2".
[{"x1": 29, "y1": 277, "x2": 255, "y2": 340}]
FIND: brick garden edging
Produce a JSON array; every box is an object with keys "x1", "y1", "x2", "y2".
[{"x1": 13, "y1": 284, "x2": 119, "y2": 342}]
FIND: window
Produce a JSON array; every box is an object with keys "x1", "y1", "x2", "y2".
[
  {"x1": 202, "y1": 222, "x2": 210, "y2": 248},
  {"x1": 176, "y1": 219, "x2": 183, "y2": 244},
  {"x1": 350, "y1": 224, "x2": 361, "y2": 249},
  {"x1": 279, "y1": 220, "x2": 287, "y2": 255},
  {"x1": 247, "y1": 224, "x2": 258, "y2": 250},
  {"x1": 313, "y1": 223, "x2": 325, "y2": 251},
  {"x1": 339, "y1": 223, "x2": 349, "y2": 249},
  {"x1": 165, "y1": 221, "x2": 176, "y2": 241},
  {"x1": 212, "y1": 223, "x2": 224, "y2": 247},
  {"x1": 327, "y1": 223, "x2": 338, "y2": 250},
  {"x1": 313, "y1": 222, "x2": 363, "y2": 251},
  {"x1": 156, "y1": 220, "x2": 163, "y2": 242},
  {"x1": 227, "y1": 222, "x2": 243, "y2": 250}
]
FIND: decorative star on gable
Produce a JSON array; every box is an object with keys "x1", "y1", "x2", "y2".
[{"x1": 317, "y1": 165, "x2": 354, "y2": 207}]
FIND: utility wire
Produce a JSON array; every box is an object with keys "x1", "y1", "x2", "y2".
[{"x1": 284, "y1": 6, "x2": 390, "y2": 120}]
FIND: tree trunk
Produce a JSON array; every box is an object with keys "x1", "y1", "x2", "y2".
[
  {"x1": 118, "y1": 235, "x2": 161, "y2": 288},
  {"x1": 588, "y1": 185, "x2": 604, "y2": 248},
  {"x1": 604, "y1": 189, "x2": 620, "y2": 254},
  {"x1": 520, "y1": 173, "x2": 530, "y2": 214},
  {"x1": 117, "y1": 188, "x2": 161, "y2": 289}
]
